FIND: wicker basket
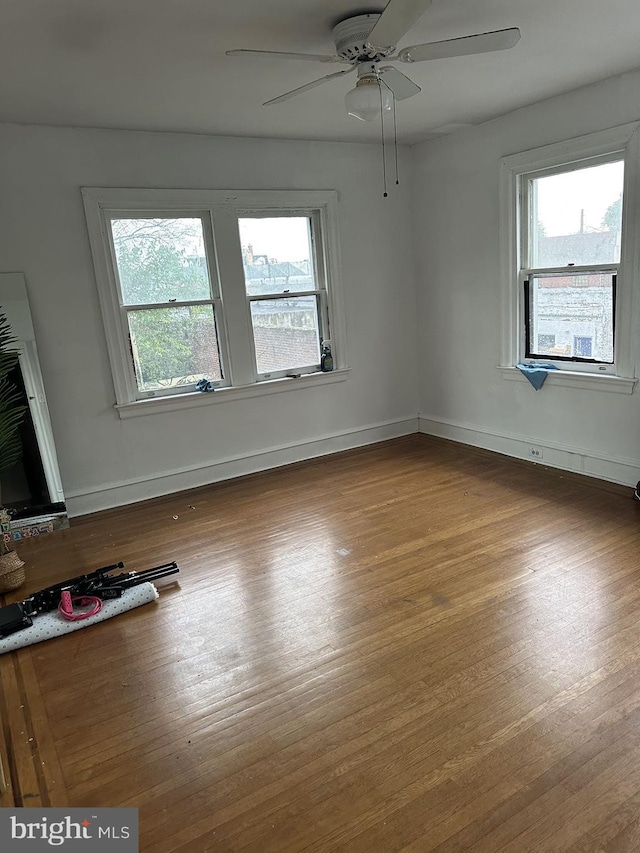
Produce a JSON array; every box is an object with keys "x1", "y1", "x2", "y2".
[{"x1": 0, "y1": 550, "x2": 26, "y2": 593}]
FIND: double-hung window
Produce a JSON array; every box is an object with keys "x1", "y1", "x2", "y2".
[
  {"x1": 109, "y1": 214, "x2": 227, "y2": 394},
  {"x1": 239, "y1": 213, "x2": 327, "y2": 380},
  {"x1": 521, "y1": 156, "x2": 622, "y2": 368},
  {"x1": 82, "y1": 189, "x2": 345, "y2": 414},
  {"x1": 500, "y1": 123, "x2": 640, "y2": 389}
]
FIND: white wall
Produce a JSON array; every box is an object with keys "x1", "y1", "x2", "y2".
[
  {"x1": 4, "y1": 65, "x2": 639, "y2": 520},
  {"x1": 412, "y1": 68, "x2": 640, "y2": 487},
  {"x1": 0, "y1": 124, "x2": 418, "y2": 515}
]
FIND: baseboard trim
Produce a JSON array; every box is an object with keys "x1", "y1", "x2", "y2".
[
  {"x1": 67, "y1": 416, "x2": 419, "y2": 517},
  {"x1": 418, "y1": 414, "x2": 640, "y2": 489},
  {"x1": 66, "y1": 413, "x2": 639, "y2": 517}
]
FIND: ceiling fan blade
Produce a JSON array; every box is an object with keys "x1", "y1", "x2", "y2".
[
  {"x1": 379, "y1": 66, "x2": 421, "y2": 100},
  {"x1": 367, "y1": 0, "x2": 433, "y2": 50},
  {"x1": 398, "y1": 27, "x2": 521, "y2": 63},
  {"x1": 226, "y1": 49, "x2": 346, "y2": 64},
  {"x1": 264, "y1": 67, "x2": 356, "y2": 106}
]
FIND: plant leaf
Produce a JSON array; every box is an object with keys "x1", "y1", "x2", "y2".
[{"x1": 0, "y1": 309, "x2": 26, "y2": 477}]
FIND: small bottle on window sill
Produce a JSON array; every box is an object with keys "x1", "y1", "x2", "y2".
[{"x1": 321, "y1": 341, "x2": 334, "y2": 372}]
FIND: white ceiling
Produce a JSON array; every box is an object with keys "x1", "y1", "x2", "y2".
[{"x1": 2, "y1": 0, "x2": 640, "y2": 145}]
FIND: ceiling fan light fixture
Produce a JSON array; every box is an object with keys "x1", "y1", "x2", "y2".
[{"x1": 345, "y1": 77, "x2": 392, "y2": 122}]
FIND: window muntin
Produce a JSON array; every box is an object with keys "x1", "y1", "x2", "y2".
[
  {"x1": 520, "y1": 154, "x2": 624, "y2": 371},
  {"x1": 239, "y1": 214, "x2": 328, "y2": 378}
]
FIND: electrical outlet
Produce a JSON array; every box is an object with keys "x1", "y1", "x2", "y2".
[{"x1": 529, "y1": 447, "x2": 543, "y2": 460}]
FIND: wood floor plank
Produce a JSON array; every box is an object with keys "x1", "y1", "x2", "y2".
[{"x1": 1, "y1": 435, "x2": 638, "y2": 851}]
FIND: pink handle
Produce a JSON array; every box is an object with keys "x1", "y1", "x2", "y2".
[
  {"x1": 58, "y1": 591, "x2": 102, "y2": 621},
  {"x1": 59, "y1": 591, "x2": 74, "y2": 618}
]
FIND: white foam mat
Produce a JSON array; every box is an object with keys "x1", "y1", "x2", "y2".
[{"x1": 0, "y1": 582, "x2": 159, "y2": 654}]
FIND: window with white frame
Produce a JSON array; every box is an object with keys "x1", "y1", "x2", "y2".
[
  {"x1": 239, "y1": 214, "x2": 326, "y2": 379},
  {"x1": 500, "y1": 123, "x2": 640, "y2": 388},
  {"x1": 82, "y1": 189, "x2": 344, "y2": 410},
  {"x1": 110, "y1": 215, "x2": 226, "y2": 394},
  {"x1": 522, "y1": 157, "x2": 621, "y2": 366}
]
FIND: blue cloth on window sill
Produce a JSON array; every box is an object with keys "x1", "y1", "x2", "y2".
[{"x1": 516, "y1": 362, "x2": 560, "y2": 390}]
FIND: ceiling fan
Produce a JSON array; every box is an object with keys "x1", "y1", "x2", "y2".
[{"x1": 226, "y1": 0, "x2": 521, "y2": 121}]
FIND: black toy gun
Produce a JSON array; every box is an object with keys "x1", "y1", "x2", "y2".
[{"x1": 0, "y1": 560, "x2": 179, "y2": 638}]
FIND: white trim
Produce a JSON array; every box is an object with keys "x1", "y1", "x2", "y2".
[
  {"x1": 82, "y1": 188, "x2": 341, "y2": 210},
  {"x1": 617, "y1": 125, "x2": 640, "y2": 380},
  {"x1": 496, "y1": 365, "x2": 636, "y2": 393},
  {"x1": 315, "y1": 198, "x2": 348, "y2": 370},
  {"x1": 65, "y1": 415, "x2": 418, "y2": 517},
  {"x1": 499, "y1": 122, "x2": 640, "y2": 379},
  {"x1": 83, "y1": 194, "x2": 139, "y2": 403},
  {"x1": 499, "y1": 156, "x2": 517, "y2": 368},
  {"x1": 16, "y1": 341, "x2": 66, "y2": 503},
  {"x1": 115, "y1": 367, "x2": 350, "y2": 418},
  {"x1": 520, "y1": 149, "x2": 626, "y2": 183},
  {"x1": 501, "y1": 123, "x2": 639, "y2": 174},
  {"x1": 418, "y1": 415, "x2": 639, "y2": 488},
  {"x1": 210, "y1": 204, "x2": 256, "y2": 387}
]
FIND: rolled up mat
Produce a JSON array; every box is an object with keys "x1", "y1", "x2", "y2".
[{"x1": 0, "y1": 582, "x2": 159, "y2": 655}]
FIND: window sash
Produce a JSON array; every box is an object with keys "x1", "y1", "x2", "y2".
[
  {"x1": 123, "y1": 300, "x2": 228, "y2": 398},
  {"x1": 523, "y1": 271, "x2": 617, "y2": 366},
  {"x1": 520, "y1": 153, "x2": 625, "y2": 273},
  {"x1": 238, "y1": 210, "x2": 326, "y2": 298},
  {"x1": 238, "y1": 210, "x2": 330, "y2": 379},
  {"x1": 519, "y1": 263, "x2": 621, "y2": 372},
  {"x1": 249, "y1": 292, "x2": 326, "y2": 380},
  {"x1": 106, "y1": 211, "x2": 231, "y2": 399},
  {"x1": 107, "y1": 212, "x2": 221, "y2": 303}
]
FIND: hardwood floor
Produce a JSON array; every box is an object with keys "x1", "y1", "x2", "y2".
[{"x1": 2, "y1": 435, "x2": 640, "y2": 851}]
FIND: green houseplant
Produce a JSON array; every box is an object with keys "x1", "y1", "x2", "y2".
[{"x1": 0, "y1": 308, "x2": 27, "y2": 587}]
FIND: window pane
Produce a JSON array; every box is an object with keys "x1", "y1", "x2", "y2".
[
  {"x1": 528, "y1": 273, "x2": 614, "y2": 362},
  {"x1": 128, "y1": 305, "x2": 222, "y2": 392},
  {"x1": 239, "y1": 217, "x2": 317, "y2": 296},
  {"x1": 250, "y1": 297, "x2": 320, "y2": 374},
  {"x1": 530, "y1": 161, "x2": 624, "y2": 267},
  {"x1": 111, "y1": 218, "x2": 212, "y2": 305}
]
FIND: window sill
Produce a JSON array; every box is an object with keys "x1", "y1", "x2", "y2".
[
  {"x1": 497, "y1": 366, "x2": 637, "y2": 394},
  {"x1": 115, "y1": 368, "x2": 350, "y2": 419}
]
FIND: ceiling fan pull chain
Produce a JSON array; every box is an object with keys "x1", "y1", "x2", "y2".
[
  {"x1": 380, "y1": 82, "x2": 388, "y2": 198},
  {"x1": 392, "y1": 88, "x2": 399, "y2": 186},
  {"x1": 380, "y1": 75, "x2": 400, "y2": 188}
]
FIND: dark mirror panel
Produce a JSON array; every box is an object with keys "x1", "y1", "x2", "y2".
[
  {"x1": 1, "y1": 273, "x2": 68, "y2": 544},
  {"x1": 1, "y1": 363, "x2": 65, "y2": 520}
]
